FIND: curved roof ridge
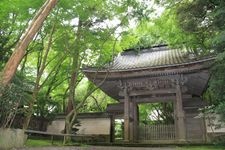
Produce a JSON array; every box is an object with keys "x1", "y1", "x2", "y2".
[
  {"x1": 109, "y1": 46, "x2": 213, "y2": 70},
  {"x1": 83, "y1": 46, "x2": 215, "y2": 72},
  {"x1": 121, "y1": 45, "x2": 170, "y2": 56}
]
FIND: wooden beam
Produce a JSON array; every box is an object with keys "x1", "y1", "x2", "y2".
[
  {"x1": 120, "y1": 95, "x2": 192, "y2": 104},
  {"x1": 119, "y1": 88, "x2": 177, "y2": 97}
]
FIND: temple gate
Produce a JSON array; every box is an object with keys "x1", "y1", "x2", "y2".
[{"x1": 83, "y1": 45, "x2": 214, "y2": 143}]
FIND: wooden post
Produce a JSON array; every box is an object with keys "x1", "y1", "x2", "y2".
[
  {"x1": 133, "y1": 99, "x2": 138, "y2": 142},
  {"x1": 124, "y1": 85, "x2": 130, "y2": 142},
  {"x1": 110, "y1": 114, "x2": 115, "y2": 143},
  {"x1": 173, "y1": 100, "x2": 177, "y2": 139},
  {"x1": 129, "y1": 98, "x2": 134, "y2": 142},
  {"x1": 175, "y1": 80, "x2": 186, "y2": 142},
  {"x1": 202, "y1": 113, "x2": 207, "y2": 143},
  {"x1": 51, "y1": 135, "x2": 54, "y2": 145}
]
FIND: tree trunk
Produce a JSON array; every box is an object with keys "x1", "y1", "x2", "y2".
[
  {"x1": 64, "y1": 109, "x2": 77, "y2": 145},
  {"x1": 23, "y1": 89, "x2": 39, "y2": 129},
  {"x1": 64, "y1": 20, "x2": 82, "y2": 144},
  {"x1": 23, "y1": 23, "x2": 56, "y2": 129},
  {"x1": 66, "y1": 20, "x2": 82, "y2": 114},
  {"x1": 1, "y1": 0, "x2": 58, "y2": 86},
  {"x1": 66, "y1": 58, "x2": 78, "y2": 113}
]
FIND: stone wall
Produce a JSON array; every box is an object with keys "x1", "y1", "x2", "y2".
[{"x1": 0, "y1": 128, "x2": 27, "y2": 149}]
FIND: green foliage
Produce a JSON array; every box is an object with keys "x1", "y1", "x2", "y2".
[
  {"x1": 215, "y1": 102, "x2": 225, "y2": 123},
  {"x1": 4, "y1": 0, "x2": 218, "y2": 131},
  {"x1": 74, "y1": 79, "x2": 116, "y2": 112},
  {"x1": 34, "y1": 92, "x2": 61, "y2": 120},
  {"x1": 114, "y1": 120, "x2": 123, "y2": 140},
  {"x1": 0, "y1": 0, "x2": 44, "y2": 69},
  {"x1": 139, "y1": 103, "x2": 174, "y2": 125},
  {"x1": 0, "y1": 73, "x2": 32, "y2": 128},
  {"x1": 157, "y1": 0, "x2": 225, "y2": 52},
  {"x1": 119, "y1": 7, "x2": 210, "y2": 51},
  {"x1": 207, "y1": 57, "x2": 225, "y2": 105},
  {"x1": 156, "y1": 0, "x2": 225, "y2": 122},
  {"x1": 205, "y1": 54, "x2": 225, "y2": 124}
]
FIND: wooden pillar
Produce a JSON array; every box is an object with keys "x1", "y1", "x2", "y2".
[
  {"x1": 110, "y1": 114, "x2": 115, "y2": 143},
  {"x1": 129, "y1": 99, "x2": 134, "y2": 142},
  {"x1": 175, "y1": 80, "x2": 186, "y2": 142},
  {"x1": 133, "y1": 99, "x2": 138, "y2": 142},
  {"x1": 124, "y1": 85, "x2": 130, "y2": 142},
  {"x1": 126, "y1": 98, "x2": 138, "y2": 143}
]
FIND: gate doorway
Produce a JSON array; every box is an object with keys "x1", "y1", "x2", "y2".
[
  {"x1": 138, "y1": 124, "x2": 175, "y2": 141},
  {"x1": 138, "y1": 102, "x2": 175, "y2": 142},
  {"x1": 114, "y1": 119, "x2": 124, "y2": 142}
]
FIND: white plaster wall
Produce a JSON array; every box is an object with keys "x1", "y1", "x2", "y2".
[
  {"x1": 47, "y1": 119, "x2": 65, "y2": 133},
  {"x1": 47, "y1": 118, "x2": 111, "y2": 135},
  {"x1": 75, "y1": 118, "x2": 110, "y2": 135}
]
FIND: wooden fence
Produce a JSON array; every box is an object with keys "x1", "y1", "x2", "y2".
[{"x1": 138, "y1": 124, "x2": 175, "y2": 141}]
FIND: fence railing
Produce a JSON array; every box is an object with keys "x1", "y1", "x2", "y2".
[{"x1": 138, "y1": 124, "x2": 175, "y2": 141}]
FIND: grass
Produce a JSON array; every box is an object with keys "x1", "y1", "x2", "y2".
[
  {"x1": 25, "y1": 139, "x2": 63, "y2": 147},
  {"x1": 176, "y1": 145, "x2": 225, "y2": 150},
  {"x1": 26, "y1": 139, "x2": 225, "y2": 150},
  {"x1": 25, "y1": 138, "x2": 86, "y2": 147},
  {"x1": 178, "y1": 146, "x2": 225, "y2": 150}
]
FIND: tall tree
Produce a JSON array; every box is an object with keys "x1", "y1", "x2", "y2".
[
  {"x1": 0, "y1": 0, "x2": 152, "y2": 134},
  {"x1": 155, "y1": 0, "x2": 225, "y2": 121},
  {"x1": 23, "y1": 22, "x2": 60, "y2": 129},
  {"x1": 54, "y1": 0, "x2": 149, "y2": 143},
  {"x1": 1, "y1": 0, "x2": 58, "y2": 86},
  {"x1": 0, "y1": 0, "x2": 46, "y2": 69}
]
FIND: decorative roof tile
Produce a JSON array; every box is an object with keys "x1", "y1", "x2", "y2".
[{"x1": 107, "y1": 46, "x2": 211, "y2": 70}]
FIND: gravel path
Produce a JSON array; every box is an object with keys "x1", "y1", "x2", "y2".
[{"x1": 16, "y1": 146, "x2": 176, "y2": 150}]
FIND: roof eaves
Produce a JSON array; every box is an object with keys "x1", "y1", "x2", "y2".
[{"x1": 83, "y1": 57, "x2": 215, "y2": 73}]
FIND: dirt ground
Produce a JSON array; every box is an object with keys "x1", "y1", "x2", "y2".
[{"x1": 16, "y1": 146, "x2": 176, "y2": 150}]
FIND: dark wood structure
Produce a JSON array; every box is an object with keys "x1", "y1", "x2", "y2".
[{"x1": 83, "y1": 45, "x2": 214, "y2": 143}]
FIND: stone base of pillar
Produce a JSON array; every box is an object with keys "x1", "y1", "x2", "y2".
[
  {"x1": 123, "y1": 140, "x2": 130, "y2": 143},
  {"x1": 176, "y1": 139, "x2": 187, "y2": 144}
]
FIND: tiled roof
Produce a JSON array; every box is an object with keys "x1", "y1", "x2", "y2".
[{"x1": 107, "y1": 46, "x2": 212, "y2": 70}]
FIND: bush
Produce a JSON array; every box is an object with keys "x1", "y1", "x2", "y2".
[{"x1": 0, "y1": 73, "x2": 32, "y2": 128}]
